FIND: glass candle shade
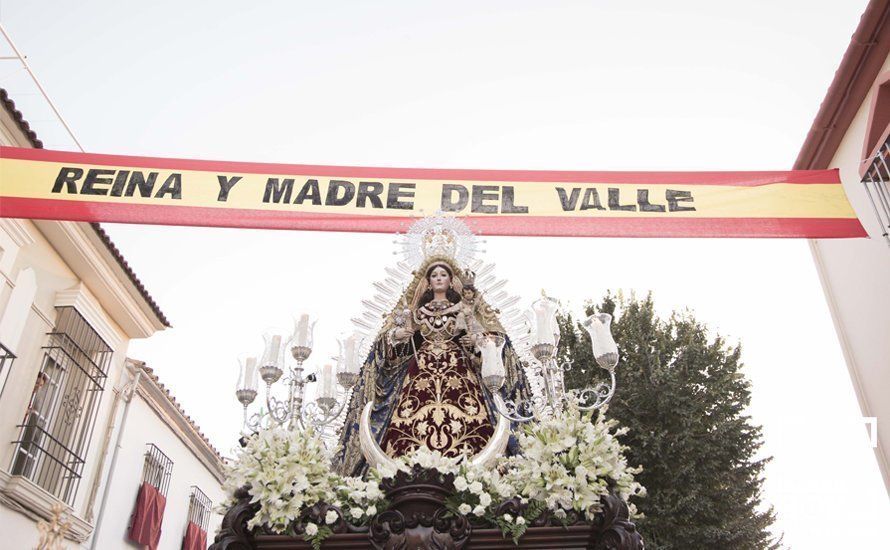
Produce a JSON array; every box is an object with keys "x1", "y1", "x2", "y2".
[
  {"x1": 291, "y1": 314, "x2": 316, "y2": 348},
  {"x1": 478, "y1": 334, "x2": 506, "y2": 391},
  {"x1": 583, "y1": 313, "x2": 619, "y2": 371},
  {"x1": 530, "y1": 296, "x2": 560, "y2": 346},
  {"x1": 237, "y1": 355, "x2": 258, "y2": 392},
  {"x1": 319, "y1": 363, "x2": 336, "y2": 399}
]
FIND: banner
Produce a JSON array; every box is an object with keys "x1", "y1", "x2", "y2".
[{"x1": 0, "y1": 146, "x2": 866, "y2": 238}]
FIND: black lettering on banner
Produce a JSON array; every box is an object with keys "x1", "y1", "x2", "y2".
[
  {"x1": 472, "y1": 185, "x2": 499, "y2": 213},
  {"x1": 441, "y1": 184, "x2": 469, "y2": 212},
  {"x1": 294, "y1": 179, "x2": 322, "y2": 205},
  {"x1": 81, "y1": 169, "x2": 115, "y2": 196},
  {"x1": 110, "y1": 171, "x2": 130, "y2": 197},
  {"x1": 51, "y1": 167, "x2": 83, "y2": 194},
  {"x1": 325, "y1": 180, "x2": 356, "y2": 206},
  {"x1": 637, "y1": 189, "x2": 666, "y2": 212},
  {"x1": 217, "y1": 175, "x2": 242, "y2": 202},
  {"x1": 580, "y1": 188, "x2": 605, "y2": 211},
  {"x1": 356, "y1": 182, "x2": 384, "y2": 208},
  {"x1": 263, "y1": 178, "x2": 294, "y2": 203},
  {"x1": 501, "y1": 186, "x2": 528, "y2": 213},
  {"x1": 666, "y1": 189, "x2": 696, "y2": 212},
  {"x1": 155, "y1": 173, "x2": 182, "y2": 199},
  {"x1": 387, "y1": 183, "x2": 415, "y2": 210},
  {"x1": 608, "y1": 188, "x2": 636, "y2": 211},
  {"x1": 556, "y1": 187, "x2": 580, "y2": 211},
  {"x1": 126, "y1": 172, "x2": 158, "y2": 198}
]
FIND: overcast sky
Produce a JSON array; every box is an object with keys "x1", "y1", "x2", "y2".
[{"x1": 1, "y1": 1, "x2": 888, "y2": 547}]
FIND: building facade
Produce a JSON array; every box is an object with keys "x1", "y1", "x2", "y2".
[
  {"x1": 0, "y1": 89, "x2": 225, "y2": 548},
  {"x1": 795, "y1": 0, "x2": 890, "y2": 494},
  {"x1": 89, "y1": 360, "x2": 225, "y2": 550}
]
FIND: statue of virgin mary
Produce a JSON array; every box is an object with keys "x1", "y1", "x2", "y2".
[{"x1": 334, "y1": 221, "x2": 532, "y2": 476}]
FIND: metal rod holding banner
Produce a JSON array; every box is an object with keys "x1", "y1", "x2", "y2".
[{"x1": 0, "y1": 24, "x2": 85, "y2": 151}]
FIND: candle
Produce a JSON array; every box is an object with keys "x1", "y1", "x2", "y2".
[
  {"x1": 479, "y1": 340, "x2": 502, "y2": 376},
  {"x1": 294, "y1": 314, "x2": 309, "y2": 347},
  {"x1": 245, "y1": 357, "x2": 257, "y2": 389},
  {"x1": 320, "y1": 363, "x2": 335, "y2": 399},
  {"x1": 343, "y1": 334, "x2": 357, "y2": 374},
  {"x1": 270, "y1": 335, "x2": 281, "y2": 364},
  {"x1": 238, "y1": 356, "x2": 258, "y2": 391},
  {"x1": 262, "y1": 332, "x2": 283, "y2": 367}
]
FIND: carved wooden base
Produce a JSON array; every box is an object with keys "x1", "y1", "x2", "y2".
[{"x1": 211, "y1": 467, "x2": 643, "y2": 550}]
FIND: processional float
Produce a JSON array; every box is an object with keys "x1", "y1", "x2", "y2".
[{"x1": 214, "y1": 215, "x2": 644, "y2": 550}]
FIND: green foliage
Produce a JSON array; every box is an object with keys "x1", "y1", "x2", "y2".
[
  {"x1": 490, "y1": 500, "x2": 547, "y2": 545},
  {"x1": 303, "y1": 525, "x2": 333, "y2": 550},
  {"x1": 559, "y1": 293, "x2": 779, "y2": 550}
]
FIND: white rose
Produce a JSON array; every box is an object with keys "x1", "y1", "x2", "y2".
[
  {"x1": 376, "y1": 463, "x2": 397, "y2": 479},
  {"x1": 503, "y1": 513, "x2": 513, "y2": 523},
  {"x1": 325, "y1": 510, "x2": 338, "y2": 525},
  {"x1": 516, "y1": 516, "x2": 526, "y2": 525},
  {"x1": 366, "y1": 505, "x2": 377, "y2": 516},
  {"x1": 458, "y1": 503, "x2": 472, "y2": 515},
  {"x1": 305, "y1": 522, "x2": 318, "y2": 536},
  {"x1": 473, "y1": 505, "x2": 485, "y2": 516},
  {"x1": 479, "y1": 493, "x2": 492, "y2": 506},
  {"x1": 350, "y1": 507, "x2": 363, "y2": 519},
  {"x1": 453, "y1": 476, "x2": 468, "y2": 491},
  {"x1": 468, "y1": 481, "x2": 483, "y2": 494}
]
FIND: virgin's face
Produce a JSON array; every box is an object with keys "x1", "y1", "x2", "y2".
[{"x1": 428, "y1": 266, "x2": 451, "y2": 293}]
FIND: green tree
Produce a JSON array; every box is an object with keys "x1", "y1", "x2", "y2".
[{"x1": 558, "y1": 293, "x2": 778, "y2": 550}]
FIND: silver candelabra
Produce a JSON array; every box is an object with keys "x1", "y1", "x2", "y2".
[
  {"x1": 235, "y1": 316, "x2": 363, "y2": 433},
  {"x1": 479, "y1": 295, "x2": 620, "y2": 423}
]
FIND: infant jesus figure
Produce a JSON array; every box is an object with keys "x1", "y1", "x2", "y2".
[{"x1": 455, "y1": 282, "x2": 484, "y2": 340}]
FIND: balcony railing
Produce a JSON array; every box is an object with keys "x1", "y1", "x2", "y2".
[
  {"x1": 862, "y1": 137, "x2": 890, "y2": 245},
  {"x1": 187, "y1": 485, "x2": 212, "y2": 531},
  {"x1": 142, "y1": 443, "x2": 173, "y2": 497}
]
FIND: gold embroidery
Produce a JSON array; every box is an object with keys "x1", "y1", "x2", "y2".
[{"x1": 382, "y1": 322, "x2": 493, "y2": 457}]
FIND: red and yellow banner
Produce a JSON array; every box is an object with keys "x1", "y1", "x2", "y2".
[{"x1": 0, "y1": 147, "x2": 866, "y2": 238}]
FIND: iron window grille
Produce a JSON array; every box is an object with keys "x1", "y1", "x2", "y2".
[
  {"x1": 186, "y1": 486, "x2": 212, "y2": 531},
  {"x1": 862, "y1": 136, "x2": 890, "y2": 245},
  {"x1": 141, "y1": 443, "x2": 174, "y2": 497},
  {"x1": 11, "y1": 307, "x2": 111, "y2": 504}
]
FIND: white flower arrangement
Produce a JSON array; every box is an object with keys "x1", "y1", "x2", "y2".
[
  {"x1": 442, "y1": 402, "x2": 644, "y2": 542},
  {"x1": 500, "y1": 403, "x2": 645, "y2": 521},
  {"x1": 223, "y1": 427, "x2": 388, "y2": 550},
  {"x1": 223, "y1": 403, "x2": 643, "y2": 547}
]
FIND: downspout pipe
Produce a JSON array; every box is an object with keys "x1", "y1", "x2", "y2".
[{"x1": 89, "y1": 367, "x2": 142, "y2": 550}]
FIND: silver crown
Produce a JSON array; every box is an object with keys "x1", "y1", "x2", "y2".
[{"x1": 396, "y1": 214, "x2": 481, "y2": 268}]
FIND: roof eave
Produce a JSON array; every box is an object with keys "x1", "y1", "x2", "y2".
[{"x1": 794, "y1": 0, "x2": 890, "y2": 170}]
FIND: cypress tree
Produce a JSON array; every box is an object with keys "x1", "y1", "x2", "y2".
[{"x1": 559, "y1": 293, "x2": 779, "y2": 550}]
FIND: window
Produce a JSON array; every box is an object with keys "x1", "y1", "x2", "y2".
[
  {"x1": 10, "y1": 307, "x2": 111, "y2": 504},
  {"x1": 182, "y1": 486, "x2": 211, "y2": 550},
  {"x1": 141, "y1": 444, "x2": 173, "y2": 497},
  {"x1": 860, "y1": 135, "x2": 890, "y2": 245},
  {"x1": 186, "y1": 486, "x2": 211, "y2": 531},
  {"x1": 861, "y1": 71, "x2": 890, "y2": 176}
]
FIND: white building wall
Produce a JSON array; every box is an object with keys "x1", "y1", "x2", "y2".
[
  {"x1": 810, "y1": 55, "x2": 890, "y2": 493},
  {"x1": 0, "y1": 212, "x2": 133, "y2": 550},
  {"x1": 90, "y1": 391, "x2": 225, "y2": 550},
  {"x1": 0, "y1": 98, "x2": 222, "y2": 550}
]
